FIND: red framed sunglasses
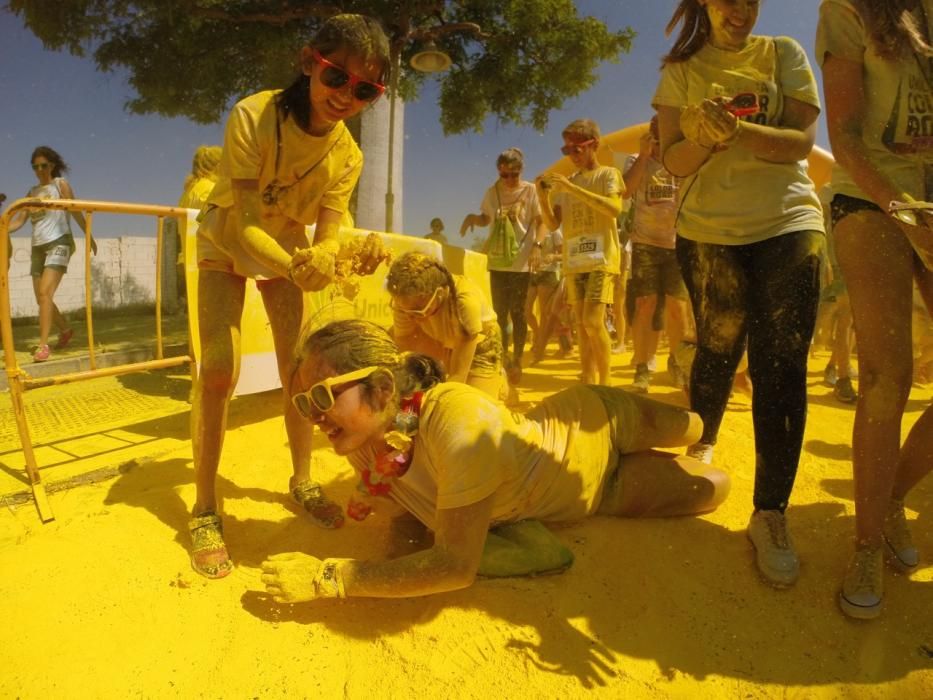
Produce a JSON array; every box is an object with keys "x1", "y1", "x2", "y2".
[
  {"x1": 312, "y1": 49, "x2": 386, "y2": 102},
  {"x1": 725, "y1": 93, "x2": 759, "y2": 117},
  {"x1": 560, "y1": 139, "x2": 596, "y2": 156}
]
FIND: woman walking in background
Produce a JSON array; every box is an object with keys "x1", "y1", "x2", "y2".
[{"x1": 8, "y1": 146, "x2": 95, "y2": 362}]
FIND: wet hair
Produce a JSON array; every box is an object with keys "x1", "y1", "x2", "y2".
[
  {"x1": 385, "y1": 251, "x2": 457, "y2": 301},
  {"x1": 851, "y1": 1, "x2": 933, "y2": 60},
  {"x1": 562, "y1": 119, "x2": 601, "y2": 142},
  {"x1": 183, "y1": 145, "x2": 223, "y2": 192},
  {"x1": 30, "y1": 146, "x2": 68, "y2": 179},
  {"x1": 496, "y1": 147, "x2": 524, "y2": 170},
  {"x1": 277, "y1": 14, "x2": 390, "y2": 131},
  {"x1": 294, "y1": 319, "x2": 445, "y2": 406}
]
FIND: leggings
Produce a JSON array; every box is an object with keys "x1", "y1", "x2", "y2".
[
  {"x1": 677, "y1": 231, "x2": 822, "y2": 512},
  {"x1": 489, "y1": 270, "x2": 530, "y2": 362}
]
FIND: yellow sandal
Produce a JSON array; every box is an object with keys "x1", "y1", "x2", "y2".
[{"x1": 291, "y1": 481, "x2": 345, "y2": 529}]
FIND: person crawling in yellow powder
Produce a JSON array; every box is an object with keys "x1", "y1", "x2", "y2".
[{"x1": 260, "y1": 319, "x2": 730, "y2": 602}]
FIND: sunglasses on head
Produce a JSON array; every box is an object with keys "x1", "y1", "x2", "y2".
[
  {"x1": 389, "y1": 286, "x2": 443, "y2": 318},
  {"x1": 292, "y1": 366, "x2": 380, "y2": 417},
  {"x1": 560, "y1": 139, "x2": 597, "y2": 156},
  {"x1": 312, "y1": 49, "x2": 386, "y2": 103},
  {"x1": 32, "y1": 162, "x2": 50, "y2": 171}
]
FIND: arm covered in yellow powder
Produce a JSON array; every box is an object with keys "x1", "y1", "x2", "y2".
[
  {"x1": 537, "y1": 172, "x2": 623, "y2": 220},
  {"x1": 232, "y1": 181, "x2": 340, "y2": 291},
  {"x1": 260, "y1": 494, "x2": 495, "y2": 602},
  {"x1": 447, "y1": 332, "x2": 480, "y2": 384}
]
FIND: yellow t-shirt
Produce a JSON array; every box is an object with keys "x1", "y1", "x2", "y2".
[
  {"x1": 201, "y1": 90, "x2": 362, "y2": 278},
  {"x1": 816, "y1": 0, "x2": 933, "y2": 202},
  {"x1": 393, "y1": 274, "x2": 496, "y2": 349},
  {"x1": 556, "y1": 166, "x2": 623, "y2": 274},
  {"x1": 348, "y1": 383, "x2": 614, "y2": 530},
  {"x1": 653, "y1": 36, "x2": 825, "y2": 244}
]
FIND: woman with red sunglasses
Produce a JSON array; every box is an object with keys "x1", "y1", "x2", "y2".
[
  {"x1": 260, "y1": 319, "x2": 730, "y2": 603},
  {"x1": 189, "y1": 14, "x2": 390, "y2": 580},
  {"x1": 654, "y1": 0, "x2": 825, "y2": 589}
]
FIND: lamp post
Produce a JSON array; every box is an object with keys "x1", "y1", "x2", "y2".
[{"x1": 383, "y1": 22, "x2": 482, "y2": 234}]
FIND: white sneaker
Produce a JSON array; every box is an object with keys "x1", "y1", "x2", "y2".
[
  {"x1": 883, "y1": 499, "x2": 919, "y2": 572},
  {"x1": 685, "y1": 442, "x2": 714, "y2": 465},
  {"x1": 839, "y1": 546, "x2": 883, "y2": 620},
  {"x1": 747, "y1": 510, "x2": 800, "y2": 587}
]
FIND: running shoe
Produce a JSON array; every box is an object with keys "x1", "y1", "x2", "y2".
[
  {"x1": 747, "y1": 510, "x2": 800, "y2": 587},
  {"x1": 839, "y1": 546, "x2": 883, "y2": 620},
  {"x1": 833, "y1": 377, "x2": 857, "y2": 404},
  {"x1": 33, "y1": 344, "x2": 51, "y2": 362}
]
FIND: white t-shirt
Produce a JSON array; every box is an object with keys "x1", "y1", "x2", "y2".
[
  {"x1": 816, "y1": 0, "x2": 933, "y2": 203},
  {"x1": 653, "y1": 36, "x2": 825, "y2": 244},
  {"x1": 28, "y1": 179, "x2": 72, "y2": 247},
  {"x1": 623, "y1": 154, "x2": 679, "y2": 249},
  {"x1": 479, "y1": 181, "x2": 541, "y2": 272}
]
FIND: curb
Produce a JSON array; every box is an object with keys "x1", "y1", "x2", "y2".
[{"x1": 0, "y1": 342, "x2": 191, "y2": 391}]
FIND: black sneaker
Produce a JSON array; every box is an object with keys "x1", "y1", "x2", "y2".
[{"x1": 834, "y1": 376, "x2": 857, "y2": 404}]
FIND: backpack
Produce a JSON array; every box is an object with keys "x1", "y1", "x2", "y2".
[{"x1": 485, "y1": 183, "x2": 521, "y2": 268}]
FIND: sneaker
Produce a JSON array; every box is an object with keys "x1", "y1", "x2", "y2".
[
  {"x1": 646, "y1": 355, "x2": 658, "y2": 372},
  {"x1": 631, "y1": 363, "x2": 651, "y2": 393},
  {"x1": 33, "y1": 344, "x2": 51, "y2": 362},
  {"x1": 839, "y1": 546, "x2": 883, "y2": 620},
  {"x1": 611, "y1": 340, "x2": 627, "y2": 355},
  {"x1": 833, "y1": 377, "x2": 857, "y2": 404},
  {"x1": 55, "y1": 327, "x2": 74, "y2": 350},
  {"x1": 747, "y1": 510, "x2": 800, "y2": 587},
  {"x1": 668, "y1": 358, "x2": 688, "y2": 391},
  {"x1": 883, "y1": 499, "x2": 919, "y2": 572},
  {"x1": 685, "y1": 442, "x2": 714, "y2": 465},
  {"x1": 824, "y1": 362, "x2": 838, "y2": 387}
]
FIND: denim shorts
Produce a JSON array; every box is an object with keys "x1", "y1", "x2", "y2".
[{"x1": 30, "y1": 234, "x2": 75, "y2": 276}]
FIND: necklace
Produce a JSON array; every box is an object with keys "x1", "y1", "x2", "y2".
[{"x1": 347, "y1": 391, "x2": 424, "y2": 521}]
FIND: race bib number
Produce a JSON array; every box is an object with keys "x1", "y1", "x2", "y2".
[{"x1": 566, "y1": 234, "x2": 606, "y2": 271}]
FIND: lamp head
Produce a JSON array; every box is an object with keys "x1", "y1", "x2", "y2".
[{"x1": 409, "y1": 42, "x2": 452, "y2": 73}]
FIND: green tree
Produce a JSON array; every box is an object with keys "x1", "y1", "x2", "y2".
[{"x1": 8, "y1": 0, "x2": 634, "y2": 134}]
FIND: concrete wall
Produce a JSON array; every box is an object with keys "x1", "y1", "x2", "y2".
[{"x1": 6, "y1": 233, "x2": 178, "y2": 318}]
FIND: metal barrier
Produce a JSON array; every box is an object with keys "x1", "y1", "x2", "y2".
[{"x1": 0, "y1": 198, "x2": 194, "y2": 522}]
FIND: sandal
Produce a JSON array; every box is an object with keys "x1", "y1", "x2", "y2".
[
  {"x1": 291, "y1": 481, "x2": 345, "y2": 529},
  {"x1": 189, "y1": 511, "x2": 233, "y2": 579}
]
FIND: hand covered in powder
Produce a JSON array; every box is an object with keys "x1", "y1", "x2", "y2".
[
  {"x1": 699, "y1": 98, "x2": 740, "y2": 145},
  {"x1": 261, "y1": 552, "x2": 324, "y2": 603},
  {"x1": 288, "y1": 241, "x2": 339, "y2": 292}
]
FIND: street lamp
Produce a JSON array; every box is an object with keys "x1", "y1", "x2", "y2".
[{"x1": 384, "y1": 22, "x2": 483, "y2": 234}]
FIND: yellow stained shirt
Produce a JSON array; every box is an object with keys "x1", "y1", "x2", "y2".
[
  {"x1": 348, "y1": 383, "x2": 615, "y2": 530},
  {"x1": 393, "y1": 274, "x2": 496, "y2": 349},
  {"x1": 556, "y1": 166, "x2": 624, "y2": 274},
  {"x1": 201, "y1": 90, "x2": 362, "y2": 278}
]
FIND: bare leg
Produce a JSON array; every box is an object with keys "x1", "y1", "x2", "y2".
[
  {"x1": 833, "y1": 295, "x2": 853, "y2": 379},
  {"x1": 257, "y1": 279, "x2": 313, "y2": 485},
  {"x1": 191, "y1": 270, "x2": 246, "y2": 515},
  {"x1": 580, "y1": 299, "x2": 611, "y2": 385},
  {"x1": 598, "y1": 450, "x2": 730, "y2": 517},
  {"x1": 665, "y1": 298, "x2": 688, "y2": 359},
  {"x1": 32, "y1": 268, "x2": 65, "y2": 346},
  {"x1": 893, "y1": 265, "x2": 933, "y2": 497},
  {"x1": 632, "y1": 295, "x2": 660, "y2": 365},
  {"x1": 835, "y1": 210, "x2": 915, "y2": 548}
]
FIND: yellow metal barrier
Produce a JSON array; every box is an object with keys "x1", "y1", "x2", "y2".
[{"x1": 0, "y1": 197, "x2": 194, "y2": 522}]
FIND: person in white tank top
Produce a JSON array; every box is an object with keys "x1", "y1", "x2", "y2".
[{"x1": 7, "y1": 146, "x2": 93, "y2": 362}]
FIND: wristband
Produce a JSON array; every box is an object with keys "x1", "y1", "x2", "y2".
[{"x1": 312, "y1": 558, "x2": 350, "y2": 599}]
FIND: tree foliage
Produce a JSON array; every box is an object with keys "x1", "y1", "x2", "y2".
[{"x1": 8, "y1": 0, "x2": 634, "y2": 134}]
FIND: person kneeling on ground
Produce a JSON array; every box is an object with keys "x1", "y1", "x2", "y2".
[{"x1": 260, "y1": 319, "x2": 730, "y2": 603}]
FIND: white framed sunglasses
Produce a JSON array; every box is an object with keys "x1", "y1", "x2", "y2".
[{"x1": 292, "y1": 366, "x2": 380, "y2": 417}]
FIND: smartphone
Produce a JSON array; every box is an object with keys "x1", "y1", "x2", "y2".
[{"x1": 725, "y1": 93, "x2": 759, "y2": 117}]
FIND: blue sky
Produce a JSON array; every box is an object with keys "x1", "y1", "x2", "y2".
[{"x1": 0, "y1": 1, "x2": 823, "y2": 242}]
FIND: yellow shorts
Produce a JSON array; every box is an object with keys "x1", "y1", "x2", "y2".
[
  {"x1": 568, "y1": 271, "x2": 617, "y2": 305},
  {"x1": 196, "y1": 205, "x2": 310, "y2": 279}
]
